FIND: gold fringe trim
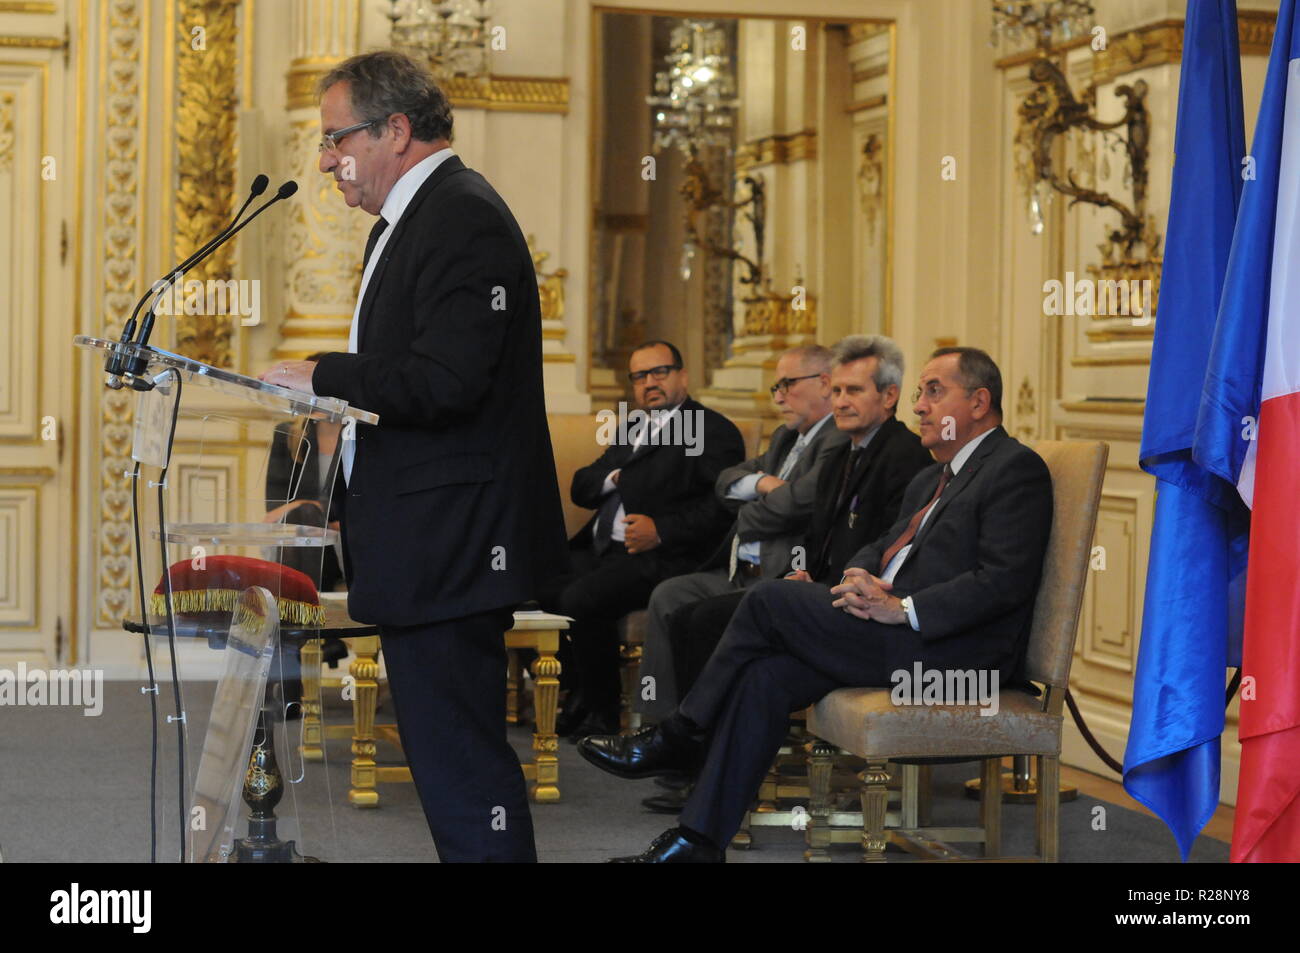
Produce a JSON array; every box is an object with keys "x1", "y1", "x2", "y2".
[{"x1": 149, "y1": 589, "x2": 325, "y2": 627}]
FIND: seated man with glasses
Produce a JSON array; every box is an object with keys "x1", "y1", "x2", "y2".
[
  {"x1": 633, "y1": 346, "x2": 844, "y2": 728},
  {"x1": 634, "y1": 335, "x2": 932, "y2": 815},
  {"x1": 536, "y1": 341, "x2": 746, "y2": 737},
  {"x1": 580, "y1": 347, "x2": 1053, "y2": 861}
]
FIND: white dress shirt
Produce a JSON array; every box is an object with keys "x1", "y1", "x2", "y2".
[
  {"x1": 598, "y1": 402, "x2": 682, "y2": 543},
  {"x1": 341, "y1": 147, "x2": 457, "y2": 485},
  {"x1": 882, "y1": 426, "x2": 997, "y2": 630},
  {"x1": 727, "y1": 412, "x2": 832, "y2": 566}
]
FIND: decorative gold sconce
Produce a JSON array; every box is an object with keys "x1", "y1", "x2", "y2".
[
  {"x1": 680, "y1": 149, "x2": 765, "y2": 289},
  {"x1": 996, "y1": 1, "x2": 1162, "y2": 310}
]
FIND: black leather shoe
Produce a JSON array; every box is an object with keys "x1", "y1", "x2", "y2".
[
  {"x1": 654, "y1": 771, "x2": 693, "y2": 791},
  {"x1": 609, "y1": 827, "x2": 724, "y2": 863},
  {"x1": 577, "y1": 724, "x2": 701, "y2": 780},
  {"x1": 566, "y1": 707, "x2": 620, "y2": 743},
  {"x1": 641, "y1": 785, "x2": 691, "y2": 815}
]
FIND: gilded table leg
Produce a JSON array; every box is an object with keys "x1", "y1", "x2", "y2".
[
  {"x1": 299, "y1": 637, "x2": 323, "y2": 762},
  {"x1": 347, "y1": 635, "x2": 381, "y2": 808},
  {"x1": 529, "y1": 629, "x2": 561, "y2": 803}
]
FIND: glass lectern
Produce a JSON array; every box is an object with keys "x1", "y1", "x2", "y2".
[{"x1": 75, "y1": 336, "x2": 377, "y2": 863}]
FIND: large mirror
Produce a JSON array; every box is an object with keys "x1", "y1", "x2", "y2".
[{"x1": 587, "y1": 9, "x2": 895, "y2": 421}]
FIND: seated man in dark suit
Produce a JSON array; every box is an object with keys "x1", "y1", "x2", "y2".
[
  {"x1": 642, "y1": 334, "x2": 931, "y2": 814},
  {"x1": 537, "y1": 340, "x2": 746, "y2": 737},
  {"x1": 635, "y1": 345, "x2": 845, "y2": 726},
  {"x1": 579, "y1": 347, "x2": 1054, "y2": 861}
]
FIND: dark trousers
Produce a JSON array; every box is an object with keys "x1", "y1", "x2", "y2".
[
  {"x1": 535, "y1": 546, "x2": 668, "y2": 711},
  {"x1": 380, "y1": 606, "x2": 536, "y2": 862},
  {"x1": 676, "y1": 579, "x2": 917, "y2": 848},
  {"x1": 668, "y1": 589, "x2": 747, "y2": 702}
]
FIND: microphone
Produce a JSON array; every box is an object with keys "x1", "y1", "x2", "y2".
[
  {"x1": 104, "y1": 174, "x2": 272, "y2": 388},
  {"x1": 120, "y1": 180, "x2": 299, "y2": 387}
]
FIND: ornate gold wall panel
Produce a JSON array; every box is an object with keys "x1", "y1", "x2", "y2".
[
  {"x1": 173, "y1": 0, "x2": 239, "y2": 368},
  {"x1": 95, "y1": 0, "x2": 144, "y2": 627}
]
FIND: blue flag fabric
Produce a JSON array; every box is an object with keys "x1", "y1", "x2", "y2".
[{"x1": 1124, "y1": 0, "x2": 1248, "y2": 862}]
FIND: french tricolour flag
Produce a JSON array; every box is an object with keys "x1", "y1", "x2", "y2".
[{"x1": 1196, "y1": 0, "x2": 1300, "y2": 862}]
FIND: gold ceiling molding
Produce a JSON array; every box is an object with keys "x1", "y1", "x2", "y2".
[
  {"x1": 0, "y1": 1, "x2": 57, "y2": 12},
  {"x1": 735, "y1": 129, "x2": 817, "y2": 172},
  {"x1": 173, "y1": 0, "x2": 239, "y2": 368},
  {"x1": 289, "y1": 68, "x2": 570, "y2": 114},
  {"x1": 96, "y1": 0, "x2": 142, "y2": 628}
]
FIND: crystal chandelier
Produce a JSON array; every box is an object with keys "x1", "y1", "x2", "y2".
[
  {"x1": 989, "y1": 1, "x2": 1094, "y2": 50},
  {"x1": 647, "y1": 19, "x2": 739, "y2": 156},
  {"x1": 387, "y1": 0, "x2": 492, "y2": 83}
]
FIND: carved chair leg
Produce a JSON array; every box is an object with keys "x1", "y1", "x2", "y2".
[
  {"x1": 980, "y1": 757, "x2": 1002, "y2": 859},
  {"x1": 1036, "y1": 755, "x2": 1060, "y2": 863},
  {"x1": 804, "y1": 739, "x2": 836, "y2": 862},
  {"x1": 859, "y1": 760, "x2": 891, "y2": 863},
  {"x1": 618, "y1": 644, "x2": 643, "y2": 735}
]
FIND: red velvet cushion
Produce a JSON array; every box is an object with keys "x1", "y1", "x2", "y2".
[{"x1": 150, "y1": 554, "x2": 324, "y2": 627}]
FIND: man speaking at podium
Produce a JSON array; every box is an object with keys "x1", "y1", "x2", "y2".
[{"x1": 260, "y1": 51, "x2": 568, "y2": 862}]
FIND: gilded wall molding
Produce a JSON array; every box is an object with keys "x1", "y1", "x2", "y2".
[
  {"x1": 0, "y1": 91, "x2": 13, "y2": 172},
  {"x1": 998, "y1": 11, "x2": 1277, "y2": 78},
  {"x1": 96, "y1": 0, "x2": 144, "y2": 627},
  {"x1": 173, "y1": 0, "x2": 239, "y2": 368},
  {"x1": 735, "y1": 129, "x2": 817, "y2": 173},
  {"x1": 443, "y1": 75, "x2": 569, "y2": 114},
  {"x1": 289, "y1": 65, "x2": 570, "y2": 114},
  {"x1": 0, "y1": 1, "x2": 58, "y2": 11}
]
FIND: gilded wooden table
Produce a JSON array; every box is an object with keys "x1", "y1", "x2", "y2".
[{"x1": 310, "y1": 602, "x2": 567, "y2": 806}]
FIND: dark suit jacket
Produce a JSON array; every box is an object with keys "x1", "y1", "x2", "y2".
[
  {"x1": 804, "y1": 416, "x2": 932, "y2": 584},
  {"x1": 312, "y1": 155, "x2": 570, "y2": 626},
  {"x1": 570, "y1": 396, "x2": 745, "y2": 574},
  {"x1": 845, "y1": 426, "x2": 1053, "y2": 684},
  {"x1": 700, "y1": 417, "x2": 847, "y2": 579}
]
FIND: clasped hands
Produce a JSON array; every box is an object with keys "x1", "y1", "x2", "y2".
[{"x1": 829, "y1": 567, "x2": 907, "y2": 625}]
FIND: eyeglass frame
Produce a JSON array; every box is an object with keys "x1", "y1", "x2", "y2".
[
  {"x1": 627, "y1": 363, "x2": 682, "y2": 384},
  {"x1": 769, "y1": 373, "x2": 823, "y2": 396},
  {"x1": 319, "y1": 118, "x2": 384, "y2": 153},
  {"x1": 910, "y1": 381, "x2": 981, "y2": 405}
]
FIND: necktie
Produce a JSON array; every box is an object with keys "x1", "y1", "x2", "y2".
[
  {"x1": 363, "y1": 216, "x2": 388, "y2": 269},
  {"x1": 877, "y1": 464, "x2": 952, "y2": 574},
  {"x1": 813, "y1": 448, "x2": 862, "y2": 578},
  {"x1": 592, "y1": 491, "x2": 622, "y2": 555}
]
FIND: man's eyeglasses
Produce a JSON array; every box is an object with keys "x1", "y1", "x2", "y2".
[
  {"x1": 770, "y1": 373, "x2": 822, "y2": 396},
  {"x1": 319, "y1": 118, "x2": 383, "y2": 153},
  {"x1": 912, "y1": 381, "x2": 977, "y2": 404},
  {"x1": 628, "y1": 364, "x2": 681, "y2": 383}
]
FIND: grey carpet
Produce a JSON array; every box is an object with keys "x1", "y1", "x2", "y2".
[{"x1": 0, "y1": 681, "x2": 1229, "y2": 863}]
